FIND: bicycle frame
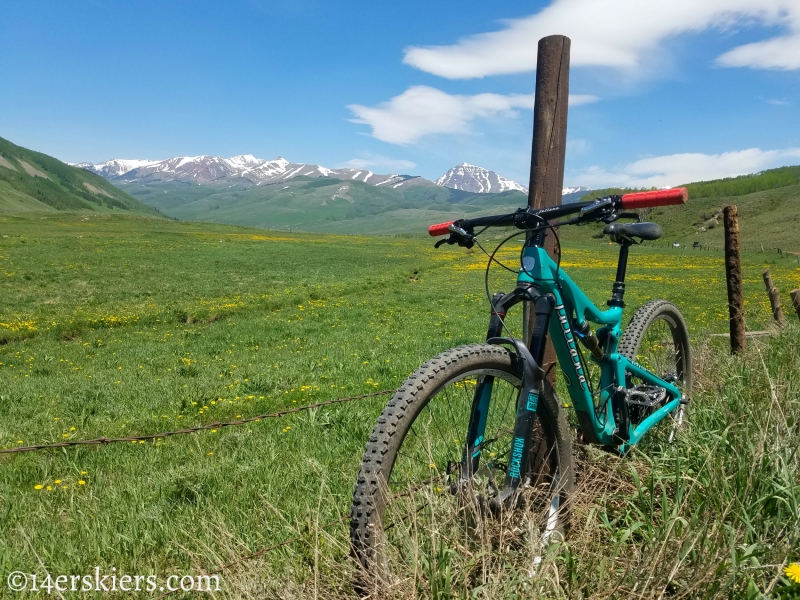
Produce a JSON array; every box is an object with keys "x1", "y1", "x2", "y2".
[
  {"x1": 519, "y1": 245, "x2": 682, "y2": 450},
  {"x1": 464, "y1": 241, "x2": 683, "y2": 500}
]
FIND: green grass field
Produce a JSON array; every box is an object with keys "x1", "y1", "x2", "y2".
[{"x1": 0, "y1": 212, "x2": 798, "y2": 597}]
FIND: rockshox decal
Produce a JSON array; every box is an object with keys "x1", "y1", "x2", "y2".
[
  {"x1": 508, "y1": 436, "x2": 526, "y2": 479},
  {"x1": 555, "y1": 304, "x2": 587, "y2": 391},
  {"x1": 471, "y1": 435, "x2": 484, "y2": 459},
  {"x1": 526, "y1": 391, "x2": 539, "y2": 412}
]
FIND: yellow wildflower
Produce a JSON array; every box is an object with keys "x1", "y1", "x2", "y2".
[{"x1": 785, "y1": 563, "x2": 800, "y2": 584}]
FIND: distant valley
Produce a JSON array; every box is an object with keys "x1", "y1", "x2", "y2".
[
  {"x1": 75, "y1": 153, "x2": 589, "y2": 233},
  {"x1": 4, "y1": 136, "x2": 796, "y2": 248}
]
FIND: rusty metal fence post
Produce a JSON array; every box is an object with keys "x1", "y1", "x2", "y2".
[
  {"x1": 762, "y1": 269, "x2": 786, "y2": 326},
  {"x1": 790, "y1": 289, "x2": 800, "y2": 323},
  {"x1": 723, "y1": 206, "x2": 745, "y2": 353}
]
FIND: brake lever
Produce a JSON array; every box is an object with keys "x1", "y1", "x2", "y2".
[
  {"x1": 580, "y1": 197, "x2": 614, "y2": 216},
  {"x1": 433, "y1": 225, "x2": 476, "y2": 249},
  {"x1": 600, "y1": 211, "x2": 641, "y2": 224}
]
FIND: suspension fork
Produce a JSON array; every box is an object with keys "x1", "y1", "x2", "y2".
[
  {"x1": 463, "y1": 286, "x2": 556, "y2": 503},
  {"x1": 463, "y1": 293, "x2": 506, "y2": 476}
]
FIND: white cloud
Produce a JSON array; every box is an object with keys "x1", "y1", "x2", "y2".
[
  {"x1": 336, "y1": 154, "x2": 417, "y2": 171},
  {"x1": 402, "y1": 0, "x2": 800, "y2": 79},
  {"x1": 348, "y1": 85, "x2": 597, "y2": 145},
  {"x1": 767, "y1": 98, "x2": 791, "y2": 105},
  {"x1": 571, "y1": 147, "x2": 800, "y2": 188},
  {"x1": 717, "y1": 33, "x2": 800, "y2": 70}
]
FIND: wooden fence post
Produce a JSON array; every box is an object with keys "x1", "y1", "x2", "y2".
[
  {"x1": 790, "y1": 289, "x2": 800, "y2": 323},
  {"x1": 523, "y1": 34, "x2": 570, "y2": 384},
  {"x1": 724, "y1": 206, "x2": 746, "y2": 354},
  {"x1": 762, "y1": 269, "x2": 786, "y2": 326}
]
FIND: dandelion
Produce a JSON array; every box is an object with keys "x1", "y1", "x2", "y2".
[
  {"x1": 211, "y1": 429, "x2": 217, "y2": 433},
  {"x1": 207, "y1": 452, "x2": 213, "y2": 456},
  {"x1": 54, "y1": 479, "x2": 62, "y2": 484},
  {"x1": 785, "y1": 563, "x2": 800, "y2": 584},
  {"x1": 34, "y1": 484, "x2": 43, "y2": 490}
]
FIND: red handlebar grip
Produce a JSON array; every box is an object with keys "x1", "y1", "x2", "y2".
[
  {"x1": 428, "y1": 221, "x2": 455, "y2": 236},
  {"x1": 620, "y1": 187, "x2": 688, "y2": 209}
]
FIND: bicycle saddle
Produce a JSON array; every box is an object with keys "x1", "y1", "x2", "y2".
[{"x1": 603, "y1": 221, "x2": 663, "y2": 242}]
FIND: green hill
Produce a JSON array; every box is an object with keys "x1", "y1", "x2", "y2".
[
  {"x1": 0, "y1": 136, "x2": 162, "y2": 216},
  {"x1": 573, "y1": 166, "x2": 800, "y2": 250},
  {"x1": 641, "y1": 183, "x2": 800, "y2": 250},
  {"x1": 580, "y1": 165, "x2": 800, "y2": 204},
  {"x1": 118, "y1": 177, "x2": 527, "y2": 234}
]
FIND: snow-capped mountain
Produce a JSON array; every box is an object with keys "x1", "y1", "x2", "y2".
[
  {"x1": 562, "y1": 186, "x2": 590, "y2": 196},
  {"x1": 77, "y1": 154, "x2": 584, "y2": 198},
  {"x1": 73, "y1": 158, "x2": 160, "y2": 179},
  {"x1": 77, "y1": 155, "x2": 424, "y2": 188},
  {"x1": 435, "y1": 163, "x2": 527, "y2": 194}
]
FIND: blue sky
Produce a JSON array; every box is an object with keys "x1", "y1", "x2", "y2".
[{"x1": 1, "y1": 0, "x2": 799, "y2": 187}]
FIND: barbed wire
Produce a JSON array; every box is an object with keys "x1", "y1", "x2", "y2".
[{"x1": 0, "y1": 390, "x2": 394, "y2": 455}]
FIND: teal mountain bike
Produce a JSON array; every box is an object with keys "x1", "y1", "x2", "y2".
[{"x1": 351, "y1": 188, "x2": 691, "y2": 583}]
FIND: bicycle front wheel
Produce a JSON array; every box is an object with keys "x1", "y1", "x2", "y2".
[{"x1": 350, "y1": 343, "x2": 573, "y2": 587}]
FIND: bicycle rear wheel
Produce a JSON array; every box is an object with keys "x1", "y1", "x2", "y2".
[
  {"x1": 350, "y1": 343, "x2": 573, "y2": 588},
  {"x1": 619, "y1": 300, "x2": 692, "y2": 444}
]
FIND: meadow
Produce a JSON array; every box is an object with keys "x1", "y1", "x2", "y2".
[{"x1": 0, "y1": 212, "x2": 798, "y2": 598}]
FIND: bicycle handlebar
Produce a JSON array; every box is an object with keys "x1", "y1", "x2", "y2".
[
  {"x1": 620, "y1": 187, "x2": 687, "y2": 209},
  {"x1": 428, "y1": 187, "x2": 688, "y2": 237}
]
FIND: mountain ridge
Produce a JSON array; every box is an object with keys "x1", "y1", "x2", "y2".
[{"x1": 77, "y1": 154, "x2": 583, "y2": 196}]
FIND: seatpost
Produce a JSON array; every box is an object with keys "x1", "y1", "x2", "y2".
[{"x1": 608, "y1": 242, "x2": 630, "y2": 308}]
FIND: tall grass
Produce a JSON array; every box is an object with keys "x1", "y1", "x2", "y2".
[
  {"x1": 327, "y1": 328, "x2": 799, "y2": 599},
  {"x1": 0, "y1": 214, "x2": 797, "y2": 597}
]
